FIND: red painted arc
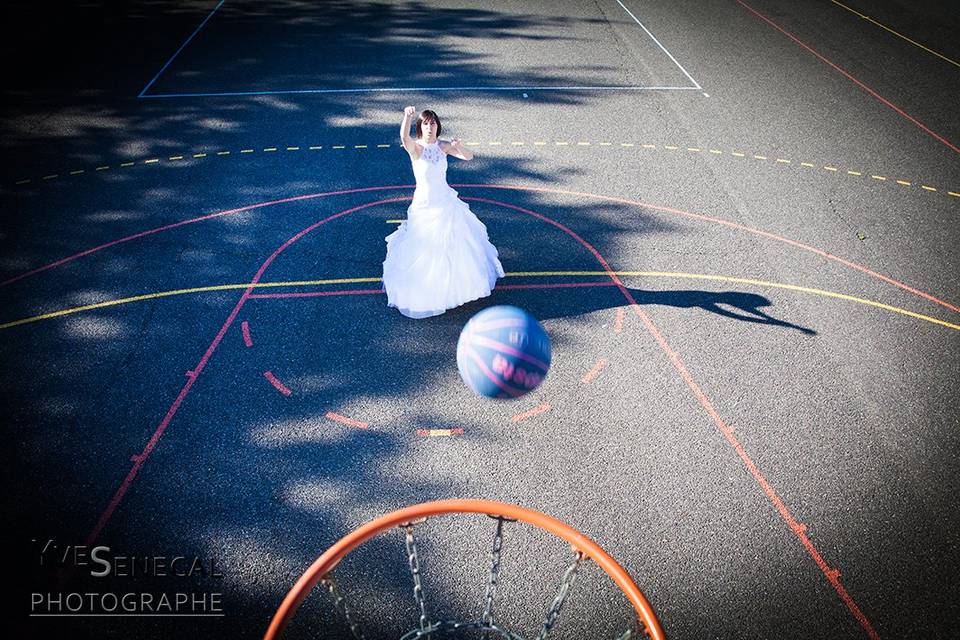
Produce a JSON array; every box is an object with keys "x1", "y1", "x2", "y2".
[
  {"x1": 80, "y1": 194, "x2": 879, "y2": 638},
  {"x1": 3, "y1": 185, "x2": 955, "y2": 317},
  {"x1": 736, "y1": 0, "x2": 959, "y2": 156}
]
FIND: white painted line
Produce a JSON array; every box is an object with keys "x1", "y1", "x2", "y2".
[{"x1": 615, "y1": 0, "x2": 702, "y2": 90}]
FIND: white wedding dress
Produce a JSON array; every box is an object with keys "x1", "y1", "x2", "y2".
[{"x1": 382, "y1": 140, "x2": 505, "y2": 318}]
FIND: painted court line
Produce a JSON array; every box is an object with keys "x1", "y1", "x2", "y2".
[
  {"x1": 263, "y1": 371, "x2": 291, "y2": 396},
  {"x1": 615, "y1": 0, "x2": 701, "y2": 89},
  {"x1": 736, "y1": 0, "x2": 959, "y2": 155},
  {"x1": 581, "y1": 359, "x2": 608, "y2": 384},
  {"x1": 140, "y1": 85, "x2": 702, "y2": 99},
  {"x1": 139, "y1": 0, "x2": 226, "y2": 97},
  {"x1": 241, "y1": 320, "x2": 253, "y2": 347},
  {"x1": 512, "y1": 403, "x2": 551, "y2": 423},
  {"x1": 325, "y1": 412, "x2": 369, "y2": 430}
]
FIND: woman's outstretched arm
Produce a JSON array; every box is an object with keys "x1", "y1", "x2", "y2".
[
  {"x1": 444, "y1": 138, "x2": 474, "y2": 161},
  {"x1": 400, "y1": 106, "x2": 418, "y2": 156}
]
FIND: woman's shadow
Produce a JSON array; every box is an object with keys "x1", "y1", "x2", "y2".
[{"x1": 451, "y1": 282, "x2": 818, "y2": 335}]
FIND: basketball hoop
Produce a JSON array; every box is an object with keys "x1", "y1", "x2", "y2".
[{"x1": 264, "y1": 499, "x2": 664, "y2": 639}]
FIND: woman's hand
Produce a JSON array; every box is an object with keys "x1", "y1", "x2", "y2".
[
  {"x1": 446, "y1": 138, "x2": 474, "y2": 161},
  {"x1": 404, "y1": 106, "x2": 416, "y2": 118}
]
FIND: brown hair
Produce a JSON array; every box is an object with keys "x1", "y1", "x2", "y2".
[{"x1": 415, "y1": 110, "x2": 441, "y2": 139}]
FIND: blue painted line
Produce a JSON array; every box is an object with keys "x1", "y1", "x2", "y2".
[
  {"x1": 138, "y1": 85, "x2": 704, "y2": 99},
  {"x1": 138, "y1": 0, "x2": 226, "y2": 98}
]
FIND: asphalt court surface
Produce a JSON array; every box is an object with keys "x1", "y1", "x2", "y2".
[{"x1": 2, "y1": 0, "x2": 959, "y2": 638}]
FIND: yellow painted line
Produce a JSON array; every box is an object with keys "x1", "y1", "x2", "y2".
[
  {"x1": 732, "y1": 151, "x2": 745, "y2": 157},
  {"x1": 800, "y1": 161, "x2": 815, "y2": 167},
  {"x1": 871, "y1": 175, "x2": 887, "y2": 181},
  {"x1": 70, "y1": 170, "x2": 85, "y2": 175},
  {"x1": 665, "y1": 145, "x2": 679, "y2": 150},
  {"x1": 776, "y1": 158, "x2": 791, "y2": 164},
  {"x1": 169, "y1": 156, "x2": 184, "y2": 161},
  {"x1": 555, "y1": 141, "x2": 569, "y2": 146},
  {"x1": 16, "y1": 179, "x2": 31, "y2": 185},
  {"x1": 642, "y1": 144, "x2": 656, "y2": 149},
  {"x1": 240, "y1": 149, "x2": 254, "y2": 154},
  {"x1": 621, "y1": 143, "x2": 635, "y2": 147},
  {"x1": 96, "y1": 166, "x2": 110, "y2": 171},
  {"x1": 754, "y1": 155, "x2": 767, "y2": 160},
  {"x1": 386, "y1": 219, "x2": 404, "y2": 224},
  {"x1": 921, "y1": 185, "x2": 937, "y2": 192},
  {"x1": 895, "y1": 180, "x2": 911, "y2": 186},
  {"x1": 3, "y1": 271, "x2": 956, "y2": 332},
  {"x1": 949, "y1": 192, "x2": 960, "y2": 198},
  {"x1": 709, "y1": 149, "x2": 722, "y2": 154},
  {"x1": 827, "y1": 0, "x2": 960, "y2": 69},
  {"x1": 416, "y1": 428, "x2": 464, "y2": 437},
  {"x1": 578, "y1": 141, "x2": 591, "y2": 146},
  {"x1": 354, "y1": 145, "x2": 367, "y2": 149},
  {"x1": 332, "y1": 145, "x2": 346, "y2": 149},
  {"x1": 466, "y1": 141, "x2": 481, "y2": 146},
  {"x1": 42, "y1": 175, "x2": 59, "y2": 180},
  {"x1": 824, "y1": 166, "x2": 839, "y2": 172},
  {"x1": 264, "y1": 147, "x2": 278, "y2": 152},
  {"x1": 309, "y1": 146, "x2": 323, "y2": 150},
  {"x1": 144, "y1": 159, "x2": 159, "y2": 164},
  {"x1": 287, "y1": 146, "x2": 300, "y2": 151},
  {"x1": 599, "y1": 142, "x2": 613, "y2": 146},
  {"x1": 377, "y1": 144, "x2": 391, "y2": 148},
  {"x1": 216, "y1": 151, "x2": 230, "y2": 156},
  {"x1": 512, "y1": 141, "x2": 525, "y2": 145},
  {"x1": 488, "y1": 141, "x2": 502, "y2": 146},
  {"x1": 534, "y1": 141, "x2": 547, "y2": 145},
  {"x1": 687, "y1": 147, "x2": 701, "y2": 152},
  {"x1": 193, "y1": 153, "x2": 207, "y2": 158},
  {"x1": 848, "y1": 170, "x2": 862, "y2": 176}
]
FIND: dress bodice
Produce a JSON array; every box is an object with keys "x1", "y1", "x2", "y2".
[{"x1": 411, "y1": 141, "x2": 452, "y2": 204}]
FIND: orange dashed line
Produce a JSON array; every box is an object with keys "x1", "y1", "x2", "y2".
[
  {"x1": 581, "y1": 359, "x2": 608, "y2": 384},
  {"x1": 416, "y1": 428, "x2": 464, "y2": 437},
  {"x1": 325, "y1": 411, "x2": 369, "y2": 429},
  {"x1": 615, "y1": 307, "x2": 625, "y2": 333},
  {"x1": 512, "y1": 403, "x2": 551, "y2": 423},
  {"x1": 264, "y1": 371, "x2": 292, "y2": 396}
]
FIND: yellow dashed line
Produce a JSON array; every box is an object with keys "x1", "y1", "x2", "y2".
[
  {"x1": 921, "y1": 185, "x2": 937, "y2": 192},
  {"x1": 169, "y1": 156, "x2": 184, "y2": 161},
  {"x1": 665, "y1": 145, "x2": 679, "y2": 150},
  {"x1": 512, "y1": 141, "x2": 525, "y2": 145},
  {"x1": 642, "y1": 144, "x2": 656, "y2": 149},
  {"x1": 16, "y1": 179, "x2": 32, "y2": 185},
  {"x1": 377, "y1": 144, "x2": 390, "y2": 148},
  {"x1": 216, "y1": 152, "x2": 230, "y2": 156},
  {"x1": 144, "y1": 159, "x2": 159, "y2": 164},
  {"x1": 193, "y1": 153, "x2": 207, "y2": 158},
  {"x1": 332, "y1": 145, "x2": 346, "y2": 149},
  {"x1": 577, "y1": 141, "x2": 591, "y2": 146},
  {"x1": 488, "y1": 141, "x2": 502, "y2": 146},
  {"x1": 709, "y1": 149, "x2": 722, "y2": 154},
  {"x1": 70, "y1": 170, "x2": 85, "y2": 175},
  {"x1": 599, "y1": 142, "x2": 613, "y2": 146},
  {"x1": 949, "y1": 191, "x2": 960, "y2": 198},
  {"x1": 848, "y1": 170, "x2": 862, "y2": 176},
  {"x1": 533, "y1": 141, "x2": 547, "y2": 145},
  {"x1": 287, "y1": 146, "x2": 300, "y2": 151},
  {"x1": 732, "y1": 151, "x2": 745, "y2": 157},
  {"x1": 687, "y1": 147, "x2": 701, "y2": 152},
  {"x1": 754, "y1": 154, "x2": 767, "y2": 160},
  {"x1": 871, "y1": 175, "x2": 887, "y2": 181},
  {"x1": 42, "y1": 175, "x2": 58, "y2": 180},
  {"x1": 824, "y1": 166, "x2": 838, "y2": 172},
  {"x1": 776, "y1": 158, "x2": 791, "y2": 164},
  {"x1": 240, "y1": 149, "x2": 254, "y2": 154},
  {"x1": 354, "y1": 145, "x2": 367, "y2": 149},
  {"x1": 896, "y1": 180, "x2": 911, "y2": 186},
  {"x1": 621, "y1": 143, "x2": 635, "y2": 147},
  {"x1": 264, "y1": 147, "x2": 278, "y2": 152},
  {"x1": 800, "y1": 162, "x2": 815, "y2": 167},
  {"x1": 555, "y1": 141, "x2": 569, "y2": 146},
  {"x1": 465, "y1": 141, "x2": 481, "y2": 146},
  {"x1": 96, "y1": 166, "x2": 110, "y2": 171}
]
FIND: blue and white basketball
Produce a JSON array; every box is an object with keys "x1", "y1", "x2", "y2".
[{"x1": 456, "y1": 306, "x2": 551, "y2": 399}]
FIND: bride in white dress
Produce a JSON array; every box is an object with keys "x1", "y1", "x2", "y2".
[{"x1": 382, "y1": 106, "x2": 505, "y2": 318}]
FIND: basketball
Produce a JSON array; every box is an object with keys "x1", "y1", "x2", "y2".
[{"x1": 456, "y1": 306, "x2": 552, "y2": 399}]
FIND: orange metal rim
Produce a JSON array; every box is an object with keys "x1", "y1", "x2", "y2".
[{"x1": 264, "y1": 499, "x2": 665, "y2": 640}]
